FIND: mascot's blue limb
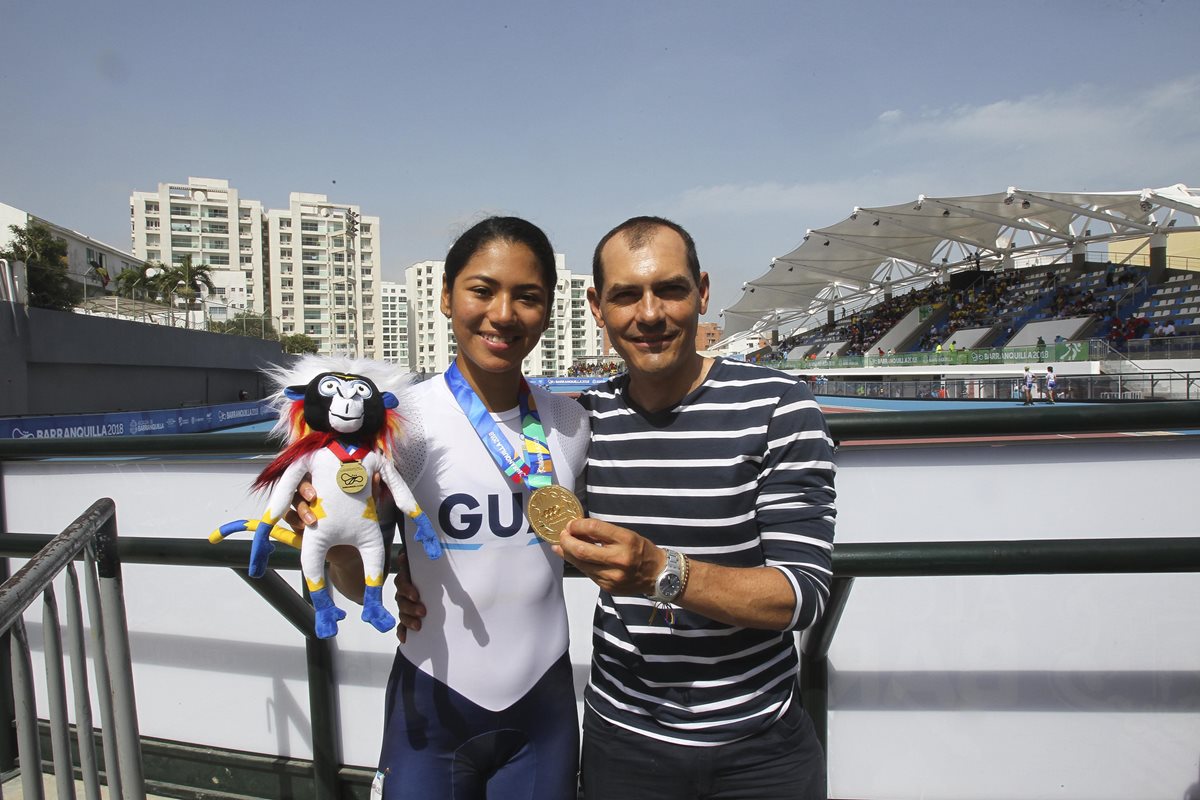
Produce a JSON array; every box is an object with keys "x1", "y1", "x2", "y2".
[
  {"x1": 210, "y1": 519, "x2": 252, "y2": 544},
  {"x1": 361, "y1": 585, "x2": 397, "y2": 633},
  {"x1": 310, "y1": 587, "x2": 347, "y2": 639},
  {"x1": 412, "y1": 512, "x2": 443, "y2": 560},
  {"x1": 248, "y1": 519, "x2": 276, "y2": 578}
]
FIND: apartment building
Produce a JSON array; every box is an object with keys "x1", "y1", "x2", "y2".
[
  {"x1": 380, "y1": 280, "x2": 410, "y2": 368},
  {"x1": 266, "y1": 193, "x2": 381, "y2": 359},
  {"x1": 130, "y1": 177, "x2": 266, "y2": 315},
  {"x1": 404, "y1": 255, "x2": 603, "y2": 376},
  {"x1": 132, "y1": 180, "x2": 382, "y2": 357},
  {"x1": 1, "y1": 201, "x2": 143, "y2": 299}
]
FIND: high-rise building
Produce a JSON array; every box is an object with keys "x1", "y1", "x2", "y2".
[
  {"x1": 404, "y1": 255, "x2": 603, "y2": 376},
  {"x1": 132, "y1": 179, "x2": 381, "y2": 357},
  {"x1": 129, "y1": 177, "x2": 266, "y2": 316},
  {"x1": 380, "y1": 280, "x2": 410, "y2": 368},
  {"x1": 265, "y1": 192, "x2": 381, "y2": 359}
]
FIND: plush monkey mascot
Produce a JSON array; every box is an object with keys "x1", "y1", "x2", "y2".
[{"x1": 212, "y1": 356, "x2": 441, "y2": 638}]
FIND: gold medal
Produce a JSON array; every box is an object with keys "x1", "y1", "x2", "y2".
[
  {"x1": 336, "y1": 461, "x2": 369, "y2": 494},
  {"x1": 527, "y1": 485, "x2": 583, "y2": 545}
]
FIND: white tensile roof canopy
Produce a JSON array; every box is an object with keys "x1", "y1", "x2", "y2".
[{"x1": 720, "y1": 184, "x2": 1200, "y2": 339}]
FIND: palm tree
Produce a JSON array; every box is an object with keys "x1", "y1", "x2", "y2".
[
  {"x1": 154, "y1": 256, "x2": 216, "y2": 328},
  {"x1": 115, "y1": 264, "x2": 159, "y2": 301}
]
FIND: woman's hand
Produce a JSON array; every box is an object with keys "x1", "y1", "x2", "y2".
[{"x1": 392, "y1": 553, "x2": 426, "y2": 643}]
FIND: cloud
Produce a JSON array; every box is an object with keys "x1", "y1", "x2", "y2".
[
  {"x1": 861, "y1": 76, "x2": 1200, "y2": 186},
  {"x1": 674, "y1": 75, "x2": 1200, "y2": 226},
  {"x1": 673, "y1": 173, "x2": 925, "y2": 224}
]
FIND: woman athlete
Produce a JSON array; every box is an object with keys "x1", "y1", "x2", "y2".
[{"x1": 315, "y1": 217, "x2": 589, "y2": 799}]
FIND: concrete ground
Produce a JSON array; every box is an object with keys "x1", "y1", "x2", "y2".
[{"x1": 2, "y1": 771, "x2": 176, "y2": 799}]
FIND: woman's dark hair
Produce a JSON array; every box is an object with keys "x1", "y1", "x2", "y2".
[{"x1": 444, "y1": 216, "x2": 558, "y2": 306}]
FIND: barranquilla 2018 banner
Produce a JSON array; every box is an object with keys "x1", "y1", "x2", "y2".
[{"x1": 0, "y1": 401, "x2": 274, "y2": 440}]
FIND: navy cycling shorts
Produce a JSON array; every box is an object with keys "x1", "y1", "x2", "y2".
[{"x1": 375, "y1": 649, "x2": 579, "y2": 800}]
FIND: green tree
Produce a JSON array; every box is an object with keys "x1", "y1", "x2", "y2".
[
  {"x1": 209, "y1": 312, "x2": 278, "y2": 340},
  {"x1": 2, "y1": 221, "x2": 80, "y2": 310},
  {"x1": 280, "y1": 333, "x2": 320, "y2": 354},
  {"x1": 151, "y1": 255, "x2": 216, "y2": 327},
  {"x1": 114, "y1": 263, "x2": 160, "y2": 301}
]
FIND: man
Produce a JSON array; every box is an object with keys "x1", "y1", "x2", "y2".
[
  {"x1": 556, "y1": 216, "x2": 835, "y2": 799},
  {"x1": 1023, "y1": 366, "x2": 1035, "y2": 405}
]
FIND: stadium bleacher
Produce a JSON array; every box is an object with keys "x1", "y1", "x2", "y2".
[{"x1": 777, "y1": 261, "x2": 1192, "y2": 358}]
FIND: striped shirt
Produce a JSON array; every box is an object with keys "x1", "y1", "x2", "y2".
[{"x1": 578, "y1": 357, "x2": 837, "y2": 745}]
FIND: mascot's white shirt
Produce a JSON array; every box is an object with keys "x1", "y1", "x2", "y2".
[{"x1": 393, "y1": 376, "x2": 589, "y2": 711}]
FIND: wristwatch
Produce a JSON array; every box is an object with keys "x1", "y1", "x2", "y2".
[{"x1": 648, "y1": 549, "x2": 689, "y2": 604}]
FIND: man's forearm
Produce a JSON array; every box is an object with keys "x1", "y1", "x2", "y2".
[{"x1": 677, "y1": 559, "x2": 796, "y2": 630}]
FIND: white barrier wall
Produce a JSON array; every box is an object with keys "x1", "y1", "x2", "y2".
[
  {"x1": 831, "y1": 437, "x2": 1200, "y2": 800},
  {"x1": 3, "y1": 434, "x2": 1199, "y2": 799}
]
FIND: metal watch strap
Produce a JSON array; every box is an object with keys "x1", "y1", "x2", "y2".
[{"x1": 649, "y1": 548, "x2": 685, "y2": 604}]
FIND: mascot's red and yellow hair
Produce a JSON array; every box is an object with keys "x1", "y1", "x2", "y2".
[{"x1": 252, "y1": 356, "x2": 414, "y2": 492}]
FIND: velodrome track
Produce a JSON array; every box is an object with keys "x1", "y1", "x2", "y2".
[
  {"x1": 211, "y1": 395, "x2": 1200, "y2": 445},
  {"x1": 816, "y1": 395, "x2": 1200, "y2": 444}
]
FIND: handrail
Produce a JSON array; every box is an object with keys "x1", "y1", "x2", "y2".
[
  {"x1": 0, "y1": 500, "x2": 115, "y2": 634},
  {"x1": 797, "y1": 535, "x2": 1200, "y2": 754},
  {"x1": 2, "y1": 531, "x2": 1198, "y2": 782},
  {"x1": 0, "y1": 499, "x2": 146, "y2": 798}
]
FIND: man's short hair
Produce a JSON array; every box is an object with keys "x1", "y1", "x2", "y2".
[{"x1": 592, "y1": 216, "x2": 701, "y2": 294}]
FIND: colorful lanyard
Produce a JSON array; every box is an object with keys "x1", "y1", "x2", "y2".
[{"x1": 444, "y1": 362, "x2": 554, "y2": 490}]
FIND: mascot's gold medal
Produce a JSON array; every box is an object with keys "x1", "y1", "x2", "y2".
[
  {"x1": 528, "y1": 485, "x2": 583, "y2": 545},
  {"x1": 336, "y1": 460, "x2": 369, "y2": 494}
]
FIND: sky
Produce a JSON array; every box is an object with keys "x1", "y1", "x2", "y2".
[{"x1": 2, "y1": 0, "x2": 1198, "y2": 323}]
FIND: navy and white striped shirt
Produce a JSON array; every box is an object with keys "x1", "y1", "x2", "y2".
[{"x1": 579, "y1": 357, "x2": 837, "y2": 745}]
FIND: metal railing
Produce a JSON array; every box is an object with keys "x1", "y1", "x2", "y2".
[
  {"x1": 1, "y1": 401, "x2": 1199, "y2": 797},
  {"x1": 0, "y1": 499, "x2": 145, "y2": 799},
  {"x1": 810, "y1": 371, "x2": 1200, "y2": 401},
  {"x1": 800, "y1": 536, "x2": 1200, "y2": 753}
]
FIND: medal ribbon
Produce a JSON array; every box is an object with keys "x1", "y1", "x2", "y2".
[
  {"x1": 328, "y1": 441, "x2": 365, "y2": 462},
  {"x1": 445, "y1": 362, "x2": 554, "y2": 491}
]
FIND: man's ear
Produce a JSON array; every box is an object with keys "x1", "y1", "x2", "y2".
[
  {"x1": 697, "y1": 271, "x2": 710, "y2": 316},
  {"x1": 586, "y1": 286, "x2": 605, "y2": 328}
]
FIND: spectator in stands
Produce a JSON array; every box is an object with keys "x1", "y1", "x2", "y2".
[
  {"x1": 1164, "y1": 318, "x2": 1177, "y2": 337},
  {"x1": 1036, "y1": 336, "x2": 1046, "y2": 362}
]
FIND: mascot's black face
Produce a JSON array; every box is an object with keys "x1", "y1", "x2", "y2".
[{"x1": 287, "y1": 372, "x2": 390, "y2": 438}]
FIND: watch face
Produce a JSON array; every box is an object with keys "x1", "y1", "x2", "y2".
[{"x1": 659, "y1": 574, "x2": 682, "y2": 599}]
